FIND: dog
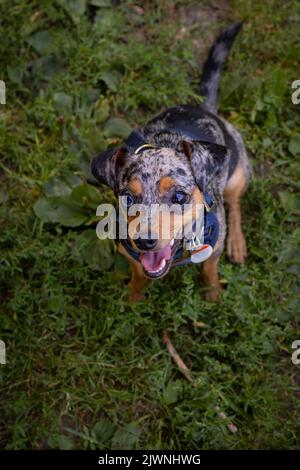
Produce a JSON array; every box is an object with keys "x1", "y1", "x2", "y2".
[{"x1": 91, "y1": 23, "x2": 250, "y2": 302}]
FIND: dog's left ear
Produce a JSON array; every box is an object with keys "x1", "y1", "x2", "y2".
[
  {"x1": 180, "y1": 140, "x2": 228, "y2": 191},
  {"x1": 91, "y1": 147, "x2": 127, "y2": 192}
]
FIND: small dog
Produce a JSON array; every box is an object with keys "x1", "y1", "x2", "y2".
[{"x1": 92, "y1": 23, "x2": 250, "y2": 302}]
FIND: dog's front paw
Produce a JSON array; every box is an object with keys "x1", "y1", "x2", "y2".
[
  {"x1": 128, "y1": 291, "x2": 145, "y2": 303},
  {"x1": 204, "y1": 285, "x2": 222, "y2": 302},
  {"x1": 227, "y1": 231, "x2": 247, "y2": 264}
]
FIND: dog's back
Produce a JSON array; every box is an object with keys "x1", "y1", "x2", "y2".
[{"x1": 143, "y1": 22, "x2": 249, "y2": 192}]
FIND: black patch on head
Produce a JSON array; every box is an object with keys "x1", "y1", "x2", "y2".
[
  {"x1": 122, "y1": 162, "x2": 140, "y2": 184},
  {"x1": 176, "y1": 168, "x2": 186, "y2": 176},
  {"x1": 141, "y1": 172, "x2": 150, "y2": 181}
]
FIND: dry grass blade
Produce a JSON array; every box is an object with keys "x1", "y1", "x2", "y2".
[
  {"x1": 162, "y1": 330, "x2": 238, "y2": 434},
  {"x1": 162, "y1": 331, "x2": 193, "y2": 383}
]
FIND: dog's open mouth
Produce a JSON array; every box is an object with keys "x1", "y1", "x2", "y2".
[{"x1": 140, "y1": 239, "x2": 180, "y2": 279}]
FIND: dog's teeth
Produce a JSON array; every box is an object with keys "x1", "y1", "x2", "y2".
[
  {"x1": 148, "y1": 258, "x2": 167, "y2": 275},
  {"x1": 170, "y1": 239, "x2": 174, "y2": 247}
]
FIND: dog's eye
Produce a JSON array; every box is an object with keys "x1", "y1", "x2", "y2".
[
  {"x1": 172, "y1": 191, "x2": 188, "y2": 205},
  {"x1": 122, "y1": 192, "x2": 135, "y2": 207}
]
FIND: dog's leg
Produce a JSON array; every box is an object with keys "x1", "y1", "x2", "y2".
[
  {"x1": 224, "y1": 165, "x2": 247, "y2": 264},
  {"x1": 128, "y1": 260, "x2": 148, "y2": 302},
  {"x1": 202, "y1": 254, "x2": 221, "y2": 302}
]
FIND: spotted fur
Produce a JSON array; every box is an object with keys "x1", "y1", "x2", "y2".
[{"x1": 91, "y1": 23, "x2": 250, "y2": 301}]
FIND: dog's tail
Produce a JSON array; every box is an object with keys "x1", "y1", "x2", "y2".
[{"x1": 199, "y1": 22, "x2": 242, "y2": 113}]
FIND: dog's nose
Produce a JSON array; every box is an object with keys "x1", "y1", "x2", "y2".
[{"x1": 135, "y1": 237, "x2": 157, "y2": 251}]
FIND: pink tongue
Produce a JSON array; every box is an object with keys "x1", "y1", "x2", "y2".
[{"x1": 140, "y1": 245, "x2": 172, "y2": 271}]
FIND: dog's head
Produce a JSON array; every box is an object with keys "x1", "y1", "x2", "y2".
[{"x1": 92, "y1": 130, "x2": 228, "y2": 279}]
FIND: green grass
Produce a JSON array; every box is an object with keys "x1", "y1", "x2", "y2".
[{"x1": 0, "y1": 0, "x2": 300, "y2": 450}]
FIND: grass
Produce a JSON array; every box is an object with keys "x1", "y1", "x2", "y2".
[{"x1": 0, "y1": 0, "x2": 300, "y2": 450}]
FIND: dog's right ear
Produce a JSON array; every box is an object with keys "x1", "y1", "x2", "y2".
[{"x1": 91, "y1": 147, "x2": 127, "y2": 192}]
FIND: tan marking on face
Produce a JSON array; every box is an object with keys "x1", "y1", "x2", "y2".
[
  {"x1": 128, "y1": 178, "x2": 143, "y2": 196},
  {"x1": 157, "y1": 210, "x2": 176, "y2": 242},
  {"x1": 169, "y1": 186, "x2": 203, "y2": 241},
  {"x1": 155, "y1": 186, "x2": 204, "y2": 245},
  {"x1": 127, "y1": 211, "x2": 143, "y2": 250},
  {"x1": 159, "y1": 176, "x2": 176, "y2": 194},
  {"x1": 192, "y1": 186, "x2": 204, "y2": 204},
  {"x1": 189, "y1": 186, "x2": 203, "y2": 220}
]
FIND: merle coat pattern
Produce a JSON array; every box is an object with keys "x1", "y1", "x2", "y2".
[{"x1": 92, "y1": 22, "x2": 250, "y2": 302}]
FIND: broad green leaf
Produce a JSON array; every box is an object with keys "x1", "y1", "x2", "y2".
[
  {"x1": 58, "y1": 0, "x2": 86, "y2": 24},
  {"x1": 63, "y1": 172, "x2": 83, "y2": 188},
  {"x1": 288, "y1": 136, "x2": 300, "y2": 156},
  {"x1": 27, "y1": 31, "x2": 54, "y2": 54},
  {"x1": 275, "y1": 298, "x2": 300, "y2": 320},
  {"x1": 83, "y1": 88, "x2": 101, "y2": 107},
  {"x1": 30, "y1": 55, "x2": 66, "y2": 81},
  {"x1": 279, "y1": 191, "x2": 300, "y2": 214},
  {"x1": 53, "y1": 92, "x2": 73, "y2": 113},
  {"x1": 0, "y1": 191, "x2": 8, "y2": 204},
  {"x1": 278, "y1": 228, "x2": 300, "y2": 274},
  {"x1": 275, "y1": 308, "x2": 291, "y2": 321},
  {"x1": 93, "y1": 420, "x2": 115, "y2": 443},
  {"x1": 261, "y1": 338, "x2": 276, "y2": 355},
  {"x1": 100, "y1": 71, "x2": 121, "y2": 92},
  {"x1": 111, "y1": 423, "x2": 141, "y2": 450},
  {"x1": 33, "y1": 196, "x2": 88, "y2": 226},
  {"x1": 58, "y1": 435, "x2": 74, "y2": 450},
  {"x1": 41, "y1": 55, "x2": 65, "y2": 80},
  {"x1": 44, "y1": 172, "x2": 82, "y2": 197},
  {"x1": 286, "y1": 263, "x2": 300, "y2": 275},
  {"x1": 104, "y1": 118, "x2": 132, "y2": 138},
  {"x1": 34, "y1": 197, "x2": 60, "y2": 223},
  {"x1": 7, "y1": 65, "x2": 24, "y2": 85},
  {"x1": 74, "y1": 229, "x2": 114, "y2": 270},
  {"x1": 70, "y1": 184, "x2": 101, "y2": 209},
  {"x1": 89, "y1": 0, "x2": 111, "y2": 6},
  {"x1": 163, "y1": 380, "x2": 183, "y2": 405},
  {"x1": 262, "y1": 137, "x2": 272, "y2": 148},
  {"x1": 77, "y1": 153, "x2": 96, "y2": 181},
  {"x1": 280, "y1": 246, "x2": 300, "y2": 264}
]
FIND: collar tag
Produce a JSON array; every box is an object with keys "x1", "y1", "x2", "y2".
[
  {"x1": 184, "y1": 227, "x2": 213, "y2": 264},
  {"x1": 190, "y1": 244, "x2": 213, "y2": 264},
  {"x1": 184, "y1": 227, "x2": 204, "y2": 252}
]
